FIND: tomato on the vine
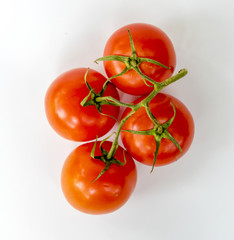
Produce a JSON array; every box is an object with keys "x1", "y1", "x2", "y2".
[
  {"x1": 61, "y1": 141, "x2": 137, "y2": 214},
  {"x1": 121, "y1": 93, "x2": 194, "y2": 166},
  {"x1": 45, "y1": 68, "x2": 119, "y2": 141},
  {"x1": 103, "y1": 23, "x2": 176, "y2": 95}
]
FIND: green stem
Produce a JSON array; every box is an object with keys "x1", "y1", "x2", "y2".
[
  {"x1": 160, "y1": 68, "x2": 188, "y2": 88},
  {"x1": 105, "y1": 68, "x2": 188, "y2": 160},
  {"x1": 139, "y1": 89, "x2": 158, "y2": 106},
  {"x1": 95, "y1": 96, "x2": 134, "y2": 109},
  {"x1": 107, "y1": 110, "x2": 135, "y2": 159}
]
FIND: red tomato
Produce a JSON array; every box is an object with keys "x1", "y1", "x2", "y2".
[
  {"x1": 103, "y1": 23, "x2": 176, "y2": 95},
  {"x1": 45, "y1": 68, "x2": 119, "y2": 141},
  {"x1": 121, "y1": 93, "x2": 194, "y2": 166},
  {"x1": 61, "y1": 141, "x2": 137, "y2": 214}
]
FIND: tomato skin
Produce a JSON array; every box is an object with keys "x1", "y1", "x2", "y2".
[
  {"x1": 45, "y1": 68, "x2": 119, "y2": 141},
  {"x1": 121, "y1": 93, "x2": 194, "y2": 166},
  {"x1": 61, "y1": 141, "x2": 137, "y2": 214},
  {"x1": 103, "y1": 23, "x2": 176, "y2": 95}
]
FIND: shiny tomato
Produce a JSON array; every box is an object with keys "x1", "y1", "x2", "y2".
[
  {"x1": 121, "y1": 93, "x2": 194, "y2": 166},
  {"x1": 45, "y1": 68, "x2": 119, "y2": 141},
  {"x1": 61, "y1": 141, "x2": 137, "y2": 214},
  {"x1": 103, "y1": 23, "x2": 176, "y2": 95}
]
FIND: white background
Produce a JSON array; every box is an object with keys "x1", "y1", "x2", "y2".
[{"x1": 1, "y1": 0, "x2": 234, "y2": 239}]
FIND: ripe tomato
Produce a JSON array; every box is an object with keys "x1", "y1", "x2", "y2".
[
  {"x1": 45, "y1": 68, "x2": 119, "y2": 141},
  {"x1": 61, "y1": 141, "x2": 137, "y2": 214},
  {"x1": 121, "y1": 93, "x2": 194, "y2": 166},
  {"x1": 103, "y1": 23, "x2": 176, "y2": 95}
]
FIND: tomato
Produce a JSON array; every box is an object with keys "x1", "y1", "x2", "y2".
[
  {"x1": 61, "y1": 141, "x2": 137, "y2": 214},
  {"x1": 103, "y1": 23, "x2": 176, "y2": 95},
  {"x1": 45, "y1": 68, "x2": 119, "y2": 141},
  {"x1": 121, "y1": 93, "x2": 194, "y2": 166}
]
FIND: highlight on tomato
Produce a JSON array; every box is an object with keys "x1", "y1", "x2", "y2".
[
  {"x1": 61, "y1": 141, "x2": 137, "y2": 215},
  {"x1": 121, "y1": 93, "x2": 194, "y2": 167},
  {"x1": 99, "y1": 23, "x2": 176, "y2": 95},
  {"x1": 45, "y1": 68, "x2": 119, "y2": 141}
]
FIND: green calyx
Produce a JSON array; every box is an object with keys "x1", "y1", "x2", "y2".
[
  {"x1": 91, "y1": 135, "x2": 126, "y2": 182},
  {"x1": 80, "y1": 68, "x2": 119, "y2": 122},
  {"x1": 94, "y1": 29, "x2": 170, "y2": 87},
  {"x1": 122, "y1": 103, "x2": 182, "y2": 172}
]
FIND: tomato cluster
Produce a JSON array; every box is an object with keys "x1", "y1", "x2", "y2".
[{"x1": 45, "y1": 23, "x2": 194, "y2": 215}]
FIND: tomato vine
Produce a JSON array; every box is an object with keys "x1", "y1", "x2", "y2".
[
  {"x1": 81, "y1": 30, "x2": 188, "y2": 179},
  {"x1": 45, "y1": 23, "x2": 194, "y2": 214}
]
